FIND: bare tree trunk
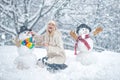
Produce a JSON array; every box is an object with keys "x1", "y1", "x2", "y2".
[
  {"x1": 0, "y1": 25, "x2": 16, "y2": 36},
  {"x1": 12, "y1": 0, "x2": 19, "y2": 35},
  {"x1": 23, "y1": 0, "x2": 31, "y2": 27}
]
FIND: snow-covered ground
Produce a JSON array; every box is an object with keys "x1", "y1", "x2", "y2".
[{"x1": 0, "y1": 46, "x2": 120, "y2": 80}]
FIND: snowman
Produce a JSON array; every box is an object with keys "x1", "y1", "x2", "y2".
[
  {"x1": 74, "y1": 24, "x2": 94, "y2": 65},
  {"x1": 70, "y1": 24, "x2": 103, "y2": 65},
  {"x1": 75, "y1": 24, "x2": 93, "y2": 54},
  {"x1": 14, "y1": 26, "x2": 37, "y2": 69}
]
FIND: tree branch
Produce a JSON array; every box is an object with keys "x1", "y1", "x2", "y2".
[
  {"x1": 29, "y1": 0, "x2": 60, "y2": 30},
  {"x1": 28, "y1": 0, "x2": 45, "y2": 29},
  {"x1": 41, "y1": 0, "x2": 59, "y2": 16},
  {"x1": 1, "y1": 0, "x2": 10, "y2": 5},
  {"x1": 68, "y1": 14, "x2": 81, "y2": 24},
  {"x1": 53, "y1": 0, "x2": 70, "y2": 19},
  {"x1": 0, "y1": 25, "x2": 16, "y2": 36},
  {"x1": 0, "y1": 4, "x2": 13, "y2": 19},
  {"x1": 28, "y1": 0, "x2": 45, "y2": 23},
  {"x1": 12, "y1": 0, "x2": 19, "y2": 35}
]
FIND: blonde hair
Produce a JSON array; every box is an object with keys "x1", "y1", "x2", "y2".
[
  {"x1": 47, "y1": 20, "x2": 57, "y2": 30},
  {"x1": 46, "y1": 20, "x2": 57, "y2": 36}
]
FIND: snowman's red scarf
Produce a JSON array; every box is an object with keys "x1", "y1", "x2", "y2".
[{"x1": 74, "y1": 34, "x2": 91, "y2": 55}]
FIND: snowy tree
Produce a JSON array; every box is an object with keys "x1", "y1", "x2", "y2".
[
  {"x1": 0, "y1": 0, "x2": 120, "y2": 53},
  {"x1": 0, "y1": 0, "x2": 70, "y2": 44}
]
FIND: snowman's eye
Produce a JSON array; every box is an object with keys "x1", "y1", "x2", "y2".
[{"x1": 24, "y1": 31, "x2": 27, "y2": 34}]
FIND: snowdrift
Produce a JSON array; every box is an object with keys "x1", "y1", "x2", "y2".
[{"x1": 0, "y1": 46, "x2": 120, "y2": 80}]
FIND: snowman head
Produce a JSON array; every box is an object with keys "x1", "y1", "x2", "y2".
[
  {"x1": 18, "y1": 26, "x2": 32, "y2": 40},
  {"x1": 18, "y1": 26, "x2": 35, "y2": 49},
  {"x1": 76, "y1": 24, "x2": 91, "y2": 35}
]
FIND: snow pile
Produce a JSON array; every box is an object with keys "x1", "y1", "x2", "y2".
[{"x1": 0, "y1": 46, "x2": 120, "y2": 80}]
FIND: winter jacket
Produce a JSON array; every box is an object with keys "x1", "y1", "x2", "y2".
[{"x1": 41, "y1": 30, "x2": 66, "y2": 64}]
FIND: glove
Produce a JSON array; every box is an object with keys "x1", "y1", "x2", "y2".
[
  {"x1": 70, "y1": 30, "x2": 78, "y2": 40},
  {"x1": 93, "y1": 27, "x2": 103, "y2": 36}
]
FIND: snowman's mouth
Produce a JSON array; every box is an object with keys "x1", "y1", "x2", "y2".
[{"x1": 27, "y1": 31, "x2": 32, "y2": 35}]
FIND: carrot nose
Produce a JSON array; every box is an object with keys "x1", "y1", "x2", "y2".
[{"x1": 85, "y1": 30, "x2": 87, "y2": 33}]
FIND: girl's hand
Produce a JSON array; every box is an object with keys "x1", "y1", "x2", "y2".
[{"x1": 43, "y1": 43, "x2": 49, "y2": 47}]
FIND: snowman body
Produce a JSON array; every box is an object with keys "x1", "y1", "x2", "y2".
[
  {"x1": 77, "y1": 27, "x2": 93, "y2": 54},
  {"x1": 76, "y1": 25, "x2": 94, "y2": 65},
  {"x1": 77, "y1": 35, "x2": 93, "y2": 54},
  {"x1": 14, "y1": 30, "x2": 37, "y2": 69}
]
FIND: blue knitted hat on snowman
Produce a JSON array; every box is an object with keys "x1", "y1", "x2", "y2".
[{"x1": 76, "y1": 24, "x2": 91, "y2": 34}]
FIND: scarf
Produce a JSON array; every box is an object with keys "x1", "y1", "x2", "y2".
[
  {"x1": 20, "y1": 37, "x2": 34, "y2": 49},
  {"x1": 74, "y1": 34, "x2": 90, "y2": 55}
]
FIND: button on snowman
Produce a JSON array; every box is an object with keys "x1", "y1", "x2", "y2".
[{"x1": 14, "y1": 26, "x2": 37, "y2": 69}]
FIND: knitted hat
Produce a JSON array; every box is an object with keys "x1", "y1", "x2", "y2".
[
  {"x1": 76, "y1": 24, "x2": 91, "y2": 34},
  {"x1": 18, "y1": 26, "x2": 31, "y2": 34}
]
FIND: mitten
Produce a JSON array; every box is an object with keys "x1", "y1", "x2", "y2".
[
  {"x1": 70, "y1": 30, "x2": 78, "y2": 40},
  {"x1": 93, "y1": 27, "x2": 103, "y2": 36}
]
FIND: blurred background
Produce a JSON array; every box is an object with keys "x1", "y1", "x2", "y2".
[{"x1": 0, "y1": 0, "x2": 120, "y2": 52}]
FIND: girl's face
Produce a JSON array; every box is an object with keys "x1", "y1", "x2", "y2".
[
  {"x1": 78, "y1": 28, "x2": 90, "y2": 35},
  {"x1": 47, "y1": 23, "x2": 56, "y2": 33}
]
